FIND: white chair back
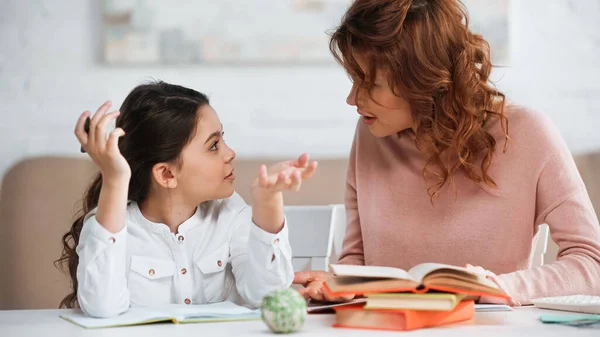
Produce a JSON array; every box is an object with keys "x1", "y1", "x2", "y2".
[
  {"x1": 284, "y1": 205, "x2": 336, "y2": 271},
  {"x1": 530, "y1": 224, "x2": 550, "y2": 268},
  {"x1": 329, "y1": 204, "x2": 347, "y2": 265}
]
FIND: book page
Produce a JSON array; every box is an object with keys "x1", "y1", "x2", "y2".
[
  {"x1": 307, "y1": 298, "x2": 367, "y2": 313},
  {"x1": 407, "y1": 263, "x2": 477, "y2": 283},
  {"x1": 330, "y1": 264, "x2": 416, "y2": 281},
  {"x1": 165, "y1": 301, "x2": 260, "y2": 320},
  {"x1": 60, "y1": 308, "x2": 172, "y2": 328}
]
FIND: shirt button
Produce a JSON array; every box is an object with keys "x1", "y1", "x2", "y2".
[
  {"x1": 178, "y1": 235, "x2": 185, "y2": 242},
  {"x1": 181, "y1": 268, "x2": 187, "y2": 275},
  {"x1": 148, "y1": 269, "x2": 155, "y2": 276},
  {"x1": 274, "y1": 238, "x2": 280, "y2": 245},
  {"x1": 217, "y1": 260, "x2": 223, "y2": 267},
  {"x1": 184, "y1": 298, "x2": 191, "y2": 305},
  {"x1": 109, "y1": 237, "x2": 116, "y2": 243}
]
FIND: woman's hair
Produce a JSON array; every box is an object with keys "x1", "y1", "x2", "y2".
[
  {"x1": 330, "y1": 0, "x2": 508, "y2": 199},
  {"x1": 55, "y1": 81, "x2": 209, "y2": 308}
]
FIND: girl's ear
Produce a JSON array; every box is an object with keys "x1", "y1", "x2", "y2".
[{"x1": 152, "y1": 163, "x2": 178, "y2": 189}]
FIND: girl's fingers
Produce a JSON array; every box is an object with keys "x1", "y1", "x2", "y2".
[
  {"x1": 290, "y1": 170, "x2": 302, "y2": 192},
  {"x1": 272, "y1": 171, "x2": 288, "y2": 191},
  {"x1": 107, "y1": 127, "x2": 125, "y2": 153},
  {"x1": 258, "y1": 165, "x2": 269, "y2": 188},
  {"x1": 88, "y1": 101, "x2": 112, "y2": 147},
  {"x1": 95, "y1": 111, "x2": 121, "y2": 149},
  {"x1": 301, "y1": 161, "x2": 318, "y2": 179},
  {"x1": 293, "y1": 153, "x2": 309, "y2": 168},
  {"x1": 92, "y1": 100, "x2": 112, "y2": 122}
]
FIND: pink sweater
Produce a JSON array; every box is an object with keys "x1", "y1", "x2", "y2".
[{"x1": 339, "y1": 103, "x2": 600, "y2": 304}]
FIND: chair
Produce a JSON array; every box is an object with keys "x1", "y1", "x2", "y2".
[
  {"x1": 574, "y1": 152, "x2": 600, "y2": 216},
  {"x1": 0, "y1": 156, "x2": 98, "y2": 309},
  {"x1": 529, "y1": 224, "x2": 550, "y2": 268},
  {"x1": 329, "y1": 204, "x2": 347, "y2": 265},
  {"x1": 284, "y1": 205, "x2": 336, "y2": 272}
]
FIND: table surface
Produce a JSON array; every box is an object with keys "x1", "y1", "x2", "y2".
[{"x1": 1, "y1": 306, "x2": 598, "y2": 337}]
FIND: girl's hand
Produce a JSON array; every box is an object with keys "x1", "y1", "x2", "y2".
[
  {"x1": 252, "y1": 153, "x2": 318, "y2": 194},
  {"x1": 75, "y1": 101, "x2": 130, "y2": 181},
  {"x1": 250, "y1": 153, "x2": 318, "y2": 233}
]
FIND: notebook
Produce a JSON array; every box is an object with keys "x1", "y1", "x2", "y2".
[
  {"x1": 333, "y1": 300, "x2": 475, "y2": 331},
  {"x1": 60, "y1": 301, "x2": 261, "y2": 329},
  {"x1": 325, "y1": 263, "x2": 510, "y2": 299},
  {"x1": 364, "y1": 293, "x2": 466, "y2": 311},
  {"x1": 474, "y1": 304, "x2": 513, "y2": 312}
]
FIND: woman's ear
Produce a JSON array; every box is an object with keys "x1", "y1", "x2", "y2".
[{"x1": 152, "y1": 163, "x2": 178, "y2": 189}]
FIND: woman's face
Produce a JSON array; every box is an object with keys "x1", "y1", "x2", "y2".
[{"x1": 346, "y1": 54, "x2": 414, "y2": 137}]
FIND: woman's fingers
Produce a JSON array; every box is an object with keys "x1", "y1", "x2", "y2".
[
  {"x1": 324, "y1": 292, "x2": 355, "y2": 303},
  {"x1": 295, "y1": 287, "x2": 311, "y2": 300},
  {"x1": 308, "y1": 286, "x2": 324, "y2": 302}
]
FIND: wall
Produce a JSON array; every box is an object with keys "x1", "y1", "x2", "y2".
[{"x1": 1, "y1": 0, "x2": 599, "y2": 177}]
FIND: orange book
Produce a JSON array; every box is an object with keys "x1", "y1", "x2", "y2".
[
  {"x1": 324, "y1": 263, "x2": 510, "y2": 300},
  {"x1": 333, "y1": 300, "x2": 475, "y2": 331}
]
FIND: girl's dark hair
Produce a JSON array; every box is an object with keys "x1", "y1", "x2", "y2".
[
  {"x1": 330, "y1": 0, "x2": 508, "y2": 200},
  {"x1": 55, "y1": 81, "x2": 209, "y2": 308}
]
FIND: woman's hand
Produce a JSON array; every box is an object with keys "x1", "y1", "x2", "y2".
[
  {"x1": 251, "y1": 153, "x2": 317, "y2": 233},
  {"x1": 75, "y1": 101, "x2": 130, "y2": 181},
  {"x1": 465, "y1": 264, "x2": 518, "y2": 306},
  {"x1": 293, "y1": 270, "x2": 355, "y2": 302}
]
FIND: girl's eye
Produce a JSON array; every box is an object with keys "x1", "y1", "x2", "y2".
[{"x1": 210, "y1": 141, "x2": 219, "y2": 151}]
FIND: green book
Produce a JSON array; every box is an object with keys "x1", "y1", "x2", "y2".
[
  {"x1": 60, "y1": 301, "x2": 260, "y2": 329},
  {"x1": 364, "y1": 293, "x2": 466, "y2": 311}
]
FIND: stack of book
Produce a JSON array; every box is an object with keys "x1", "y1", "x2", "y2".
[{"x1": 324, "y1": 263, "x2": 510, "y2": 331}]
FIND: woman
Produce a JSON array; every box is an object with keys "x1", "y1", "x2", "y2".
[{"x1": 294, "y1": 0, "x2": 600, "y2": 305}]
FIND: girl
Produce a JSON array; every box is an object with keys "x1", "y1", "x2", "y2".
[
  {"x1": 57, "y1": 81, "x2": 317, "y2": 317},
  {"x1": 295, "y1": 0, "x2": 600, "y2": 305}
]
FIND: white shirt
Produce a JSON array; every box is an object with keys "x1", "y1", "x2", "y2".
[{"x1": 76, "y1": 193, "x2": 294, "y2": 318}]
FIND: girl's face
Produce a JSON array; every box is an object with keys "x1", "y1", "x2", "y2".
[{"x1": 174, "y1": 105, "x2": 237, "y2": 203}]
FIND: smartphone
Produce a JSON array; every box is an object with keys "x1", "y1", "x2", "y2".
[{"x1": 80, "y1": 117, "x2": 91, "y2": 153}]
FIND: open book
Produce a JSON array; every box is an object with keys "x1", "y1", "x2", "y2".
[
  {"x1": 307, "y1": 298, "x2": 368, "y2": 313},
  {"x1": 325, "y1": 263, "x2": 510, "y2": 299},
  {"x1": 60, "y1": 301, "x2": 260, "y2": 329}
]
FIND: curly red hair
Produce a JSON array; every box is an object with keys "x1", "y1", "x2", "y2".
[{"x1": 330, "y1": 0, "x2": 509, "y2": 199}]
